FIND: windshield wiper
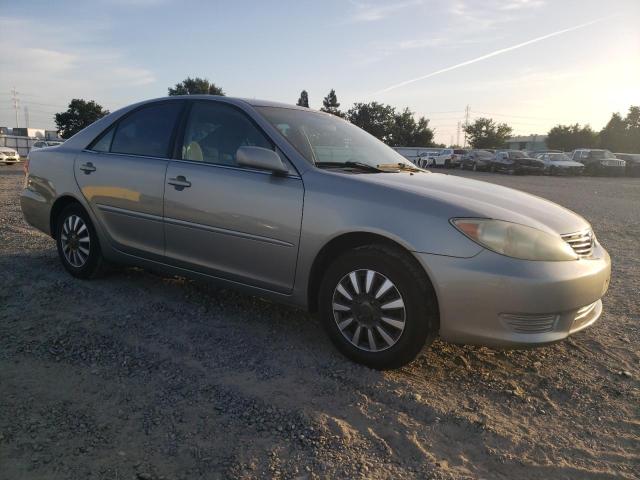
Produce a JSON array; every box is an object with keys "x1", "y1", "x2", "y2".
[
  {"x1": 377, "y1": 162, "x2": 423, "y2": 172},
  {"x1": 315, "y1": 161, "x2": 385, "y2": 172}
]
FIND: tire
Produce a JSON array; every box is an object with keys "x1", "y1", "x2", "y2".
[
  {"x1": 318, "y1": 244, "x2": 438, "y2": 369},
  {"x1": 490, "y1": 164, "x2": 497, "y2": 173},
  {"x1": 444, "y1": 159, "x2": 451, "y2": 169},
  {"x1": 472, "y1": 162, "x2": 478, "y2": 172},
  {"x1": 55, "y1": 203, "x2": 104, "y2": 279}
]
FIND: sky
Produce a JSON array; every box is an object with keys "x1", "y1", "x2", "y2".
[{"x1": 1, "y1": 0, "x2": 639, "y2": 145}]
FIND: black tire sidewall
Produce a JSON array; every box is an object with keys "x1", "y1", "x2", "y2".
[
  {"x1": 56, "y1": 204, "x2": 102, "y2": 279},
  {"x1": 318, "y1": 247, "x2": 436, "y2": 369}
]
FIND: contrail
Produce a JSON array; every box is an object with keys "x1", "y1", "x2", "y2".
[{"x1": 373, "y1": 17, "x2": 612, "y2": 95}]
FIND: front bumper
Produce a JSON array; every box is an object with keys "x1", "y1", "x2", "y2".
[{"x1": 415, "y1": 242, "x2": 611, "y2": 347}]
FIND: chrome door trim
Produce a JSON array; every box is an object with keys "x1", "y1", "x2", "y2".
[
  {"x1": 163, "y1": 216, "x2": 295, "y2": 247},
  {"x1": 97, "y1": 202, "x2": 296, "y2": 247},
  {"x1": 169, "y1": 157, "x2": 302, "y2": 179},
  {"x1": 96, "y1": 204, "x2": 164, "y2": 223}
]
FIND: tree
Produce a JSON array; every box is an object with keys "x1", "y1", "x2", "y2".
[
  {"x1": 346, "y1": 102, "x2": 435, "y2": 146},
  {"x1": 625, "y1": 106, "x2": 640, "y2": 152},
  {"x1": 168, "y1": 77, "x2": 224, "y2": 96},
  {"x1": 463, "y1": 118, "x2": 512, "y2": 149},
  {"x1": 599, "y1": 113, "x2": 628, "y2": 152},
  {"x1": 320, "y1": 89, "x2": 343, "y2": 117},
  {"x1": 296, "y1": 90, "x2": 309, "y2": 108},
  {"x1": 389, "y1": 108, "x2": 434, "y2": 147},
  {"x1": 346, "y1": 102, "x2": 396, "y2": 142},
  {"x1": 599, "y1": 106, "x2": 640, "y2": 153},
  {"x1": 55, "y1": 99, "x2": 109, "y2": 139},
  {"x1": 546, "y1": 123, "x2": 598, "y2": 151}
]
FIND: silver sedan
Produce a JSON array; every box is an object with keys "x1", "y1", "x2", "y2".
[{"x1": 20, "y1": 96, "x2": 611, "y2": 369}]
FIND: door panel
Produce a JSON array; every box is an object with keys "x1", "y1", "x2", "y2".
[
  {"x1": 75, "y1": 151, "x2": 167, "y2": 259},
  {"x1": 164, "y1": 162, "x2": 304, "y2": 293}
]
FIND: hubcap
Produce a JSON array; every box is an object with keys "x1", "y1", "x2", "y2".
[
  {"x1": 332, "y1": 269, "x2": 406, "y2": 352},
  {"x1": 61, "y1": 215, "x2": 90, "y2": 267}
]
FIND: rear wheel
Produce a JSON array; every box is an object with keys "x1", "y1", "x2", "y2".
[
  {"x1": 318, "y1": 245, "x2": 438, "y2": 369},
  {"x1": 55, "y1": 203, "x2": 104, "y2": 279}
]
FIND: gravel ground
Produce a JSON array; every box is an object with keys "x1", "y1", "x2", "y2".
[{"x1": 1, "y1": 163, "x2": 638, "y2": 480}]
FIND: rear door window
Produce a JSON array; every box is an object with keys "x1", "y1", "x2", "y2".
[{"x1": 110, "y1": 102, "x2": 183, "y2": 158}]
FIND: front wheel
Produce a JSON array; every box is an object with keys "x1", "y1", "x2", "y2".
[
  {"x1": 318, "y1": 245, "x2": 438, "y2": 369},
  {"x1": 56, "y1": 203, "x2": 105, "y2": 279}
]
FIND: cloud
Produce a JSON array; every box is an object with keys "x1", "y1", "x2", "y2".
[
  {"x1": 373, "y1": 16, "x2": 612, "y2": 95},
  {"x1": 0, "y1": 16, "x2": 156, "y2": 102},
  {"x1": 348, "y1": 0, "x2": 425, "y2": 23}
]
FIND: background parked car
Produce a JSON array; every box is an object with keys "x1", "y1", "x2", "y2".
[
  {"x1": 571, "y1": 149, "x2": 625, "y2": 176},
  {"x1": 417, "y1": 148, "x2": 441, "y2": 168},
  {"x1": 460, "y1": 149, "x2": 493, "y2": 171},
  {"x1": 449, "y1": 149, "x2": 468, "y2": 168},
  {"x1": 614, "y1": 153, "x2": 640, "y2": 177},
  {"x1": 0, "y1": 147, "x2": 20, "y2": 164},
  {"x1": 490, "y1": 150, "x2": 546, "y2": 175},
  {"x1": 535, "y1": 152, "x2": 584, "y2": 176},
  {"x1": 31, "y1": 140, "x2": 64, "y2": 149}
]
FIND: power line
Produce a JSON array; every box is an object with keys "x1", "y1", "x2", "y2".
[
  {"x1": 473, "y1": 110, "x2": 556, "y2": 120},
  {"x1": 463, "y1": 105, "x2": 470, "y2": 148},
  {"x1": 11, "y1": 87, "x2": 20, "y2": 128}
]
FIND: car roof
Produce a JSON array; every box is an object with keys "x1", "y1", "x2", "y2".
[{"x1": 137, "y1": 95, "x2": 314, "y2": 112}]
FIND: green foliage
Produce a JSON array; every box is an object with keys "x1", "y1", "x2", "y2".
[
  {"x1": 320, "y1": 89, "x2": 343, "y2": 117},
  {"x1": 168, "y1": 77, "x2": 225, "y2": 96},
  {"x1": 347, "y1": 102, "x2": 396, "y2": 142},
  {"x1": 346, "y1": 102, "x2": 435, "y2": 147},
  {"x1": 54, "y1": 99, "x2": 109, "y2": 139},
  {"x1": 598, "y1": 106, "x2": 640, "y2": 153},
  {"x1": 546, "y1": 123, "x2": 598, "y2": 151},
  {"x1": 390, "y1": 108, "x2": 434, "y2": 147},
  {"x1": 296, "y1": 90, "x2": 309, "y2": 108},
  {"x1": 463, "y1": 118, "x2": 512, "y2": 149}
]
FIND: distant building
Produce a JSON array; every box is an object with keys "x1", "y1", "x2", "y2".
[
  {"x1": 505, "y1": 135, "x2": 548, "y2": 151},
  {"x1": 0, "y1": 127, "x2": 62, "y2": 158}
]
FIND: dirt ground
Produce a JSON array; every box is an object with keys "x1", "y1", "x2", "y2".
[{"x1": 1, "y1": 163, "x2": 638, "y2": 480}]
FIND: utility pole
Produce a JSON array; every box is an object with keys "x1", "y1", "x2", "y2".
[
  {"x1": 11, "y1": 87, "x2": 20, "y2": 128},
  {"x1": 463, "y1": 105, "x2": 470, "y2": 148},
  {"x1": 24, "y1": 106, "x2": 29, "y2": 129},
  {"x1": 456, "y1": 121, "x2": 461, "y2": 147}
]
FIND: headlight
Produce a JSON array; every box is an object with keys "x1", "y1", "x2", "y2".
[{"x1": 452, "y1": 218, "x2": 578, "y2": 261}]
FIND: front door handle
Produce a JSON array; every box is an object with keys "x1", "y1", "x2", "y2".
[
  {"x1": 168, "y1": 175, "x2": 191, "y2": 190},
  {"x1": 79, "y1": 162, "x2": 96, "y2": 174}
]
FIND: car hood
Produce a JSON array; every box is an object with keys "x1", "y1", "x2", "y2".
[
  {"x1": 361, "y1": 171, "x2": 590, "y2": 235},
  {"x1": 0, "y1": 147, "x2": 17, "y2": 154},
  {"x1": 549, "y1": 160, "x2": 584, "y2": 167}
]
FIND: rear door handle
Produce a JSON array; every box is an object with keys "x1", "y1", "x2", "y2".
[
  {"x1": 167, "y1": 176, "x2": 191, "y2": 190},
  {"x1": 79, "y1": 162, "x2": 96, "y2": 174}
]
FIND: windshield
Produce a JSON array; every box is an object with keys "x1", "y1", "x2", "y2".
[
  {"x1": 256, "y1": 107, "x2": 415, "y2": 169},
  {"x1": 590, "y1": 150, "x2": 616, "y2": 159},
  {"x1": 548, "y1": 153, "x2": 571, "y2": 161},
  {"x1": 475, "y1": 150, "x2": 493, "y2": 158},
  {"x1": 508, "y1": 151, "x2": 526, "y2": 159}
]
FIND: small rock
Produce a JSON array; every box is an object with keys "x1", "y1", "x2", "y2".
[{"x1": 621, "y1": 371, "x2": 632, "y2": 378}]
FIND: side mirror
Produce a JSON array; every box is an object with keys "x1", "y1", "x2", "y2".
[{"x1": 237, "y1": 146, "x2": 289, "y2": 175}]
